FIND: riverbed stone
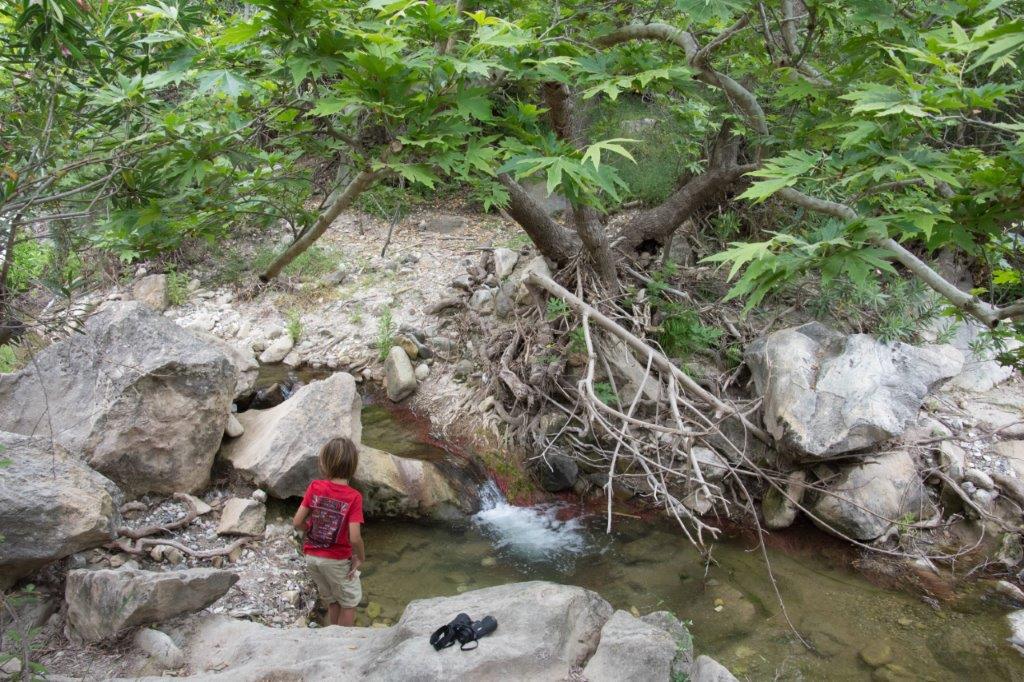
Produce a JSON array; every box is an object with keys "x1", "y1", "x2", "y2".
[
  {"x1": 66, "y1": 567, "x2": 238, "y2": 642},
  {"x1": 132, "y1": 274, "x2": 169, "y2": 311},
  {"x1": 0, "y1": 301, "x2": 236, "y2": 497},
  {"x1": 356, "y1": 445, "x2": 463, "y2": 518},
  {"x1": 860, "y1": 641, "x2": 894, "y2": 667},
  {"x1": 216, "y1": 498, "x2": 266, "y2": 536},
  {"x1": 530, "y1": 448, "x2": 579, "y2": 492},
  {"x1": 745, "y1": 322, "x2": 963, "y2": 458},
  {"x1": 690, "y1": 655, "x2": 740, "y2": 682},
  {"x1": 259, "y1": 335, "x2": 294, "y2": 364},
  {"x1": 225, "y1": 414, "x2": 245, "y2": 438},
  {"x1": 811, "y1": 450, "x2": 933, "y2": 541},
  {"x1": 384, "y1": 346, "x2": 417, "y2": 401},
  {"x1": 220, "y1": 373, "x2": 362, "y2": 498},
  {"x1": 0, "y1": 432, "x2": 121, "y2": 588},
  {"x1": 134, "y1": 627, "x2": 186, "y2": 670},
  {"x1": 762, "y1": 469, "x2": 807, "y2": 530},
  {"x1": 492, "y1": 248, "x2": 519, "y2": 279},
  {"x1": 582, "y1": 610, "x2": 678, "y2": 682},
  {"x1": 159, "y1": 581, "x2": 614, "y2": 680}
]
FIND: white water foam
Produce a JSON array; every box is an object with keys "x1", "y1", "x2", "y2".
[{"x1": 472, "y1": 481, "x2": 590, "y2": 569}]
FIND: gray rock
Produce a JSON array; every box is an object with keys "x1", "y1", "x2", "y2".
[
  {"x1": 640, "y1": 611, "x2": 693, "y2": 676},
  {"x1": 259, "y1": 335, "x2": 294, "y2": 364},
  {"x1": 357, "y1": 445, "x2": 462, "y2": 518},
  {"x1": 450, "y1": 274, "x2": 474, "y2": 291},
  {"x1": 523, "y1": 180, "x2": 569, "y2": 217},
  {"x1": 493, "y1": 284, "x2": 515, "y2": 319},
  {"x1": 939, "y1": 441, "x2": 966, "y2": 480},
  {"x1": 66, "y1": 567, "x2": 238, "y2": 642},
  {"x1": 530, "y1": 449, "x2": 579, "y2": 492},
  {"x1": 132, "y1": 274, "x2": 169, "y2": 311},
  {"x1": 512, "y1": 256, "x2": 553, "y2": 300},
  {"x1": 811, "y1": 450, "x2": 933, "y2": 541},
  {"x1": 582, "y1": 610, "x2": 677, "y2": 682},
  {"x1": 384, "y1": 346, "x2": 417, "y2": 401},
  {"x1": 994, "y1": 440, "x2": 1024, "y2": 478},
  {"x1": 745, "y1": 322, "x2": 963, "y2": 459},
  {"x1": 0, "y1": 302, "x2": 235, "y2": 496},
  {"x1": 216, "y1": 498, "x2": 266, "y2": 536},
  {"x1": 134, "y1": 627, "x2": 185, "y2": 669},
  {"x1": 923, "y1": 318, "x2": 1019, "y2": 392},
  {"x1": 468, "y1": 288, "x2": 494, "y2": 313},
  {"x1": 964, "y1": 467, "x2": 995, "y2": 491},
  {"x1": 225, "y1": 414, "x2": 245, "y2": 438},
  {"x1": 762, "y1": 469, "x2": 807, "y2": 530},
  {"x1": 0, "y1": 433, "x2": 121, "y2": 588},
  {"x1": 220, "y1": 373, "x2": 362, "y2": 498},
  {"x1": 453, "y1": 359, "x2": 474, "y2": 380},
  {"x1": 421, "y1": 214, "x2": 469, "y2": 234},
  {"x1": 690, "y1": 655, "x2": 740, "y2": 682},
  {"x1": 492, "y1": 248, "x2": 520, "y2": 279},
  {"x1": 414, "y1": 363, "x2": 430, "y2": 381},
  {"x1": 158, "y1": 581, "x2": 611, "y2": 680},
  {"x1": 1009, "y1": 609, "x2": 1024, "y2": 655}
]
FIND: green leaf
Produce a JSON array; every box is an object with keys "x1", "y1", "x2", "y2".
[{"x1": 195, "y1": 70, "x2": 252, "y2": 99}]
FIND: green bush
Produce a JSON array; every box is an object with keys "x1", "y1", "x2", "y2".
[
  {"x1": 166, "y1": 270, "x2": 189, "y2": 306},
  {"x1": 0, "y1": 344, "x2": 18, "y2": 373},
  {"x1": 286, "y1": 308, "x2": 303, "y2": 342},
  {"x1": 376, "y1": 306, "x2": 395, "y2": 361},
  {"x1": 7, "y1": 241, "x2": 50, "y2": 292},
  {"x1": 809, "y1": 274, "x2": 939, "y2": 343}
]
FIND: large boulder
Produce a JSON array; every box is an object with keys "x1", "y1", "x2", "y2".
[
  {"x1": 582, "y1": 610, "x2": 679, "y2": 682},
  {"x1": 66, "y1": 567, "x2": 238, "y2": 643},
  {"x1": 357, "y1": 445, "x2": 463, "y2": 518},
  {"x1": 0, "y1": 432, "x2": 121, "y2": 588},
  {"x1": 0, "y1": 302, "x2": 236, "y2": 496},
  {"x1": 139, "y1": 581, "x2": 614, "y2": 681},
  {"x1": 810, "y1": 450, "x2": 933, "y2": 541},
  {"x1": 220, "y1": 373, "x2": 362, "y2": 498},
  {"x1": 745, "y1": 323, "x2": 963, "y2": 459},
  {"x1": 923, "y1": 318, "x2": 1019, "y2": 392}
]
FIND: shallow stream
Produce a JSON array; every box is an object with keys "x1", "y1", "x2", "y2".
[{"x1": 263, "y1": 367, "x2": 1024, "y2": 680}]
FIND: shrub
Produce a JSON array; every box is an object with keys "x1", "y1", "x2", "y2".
[
  {"x1": 376, "y1": 306, "x2": 395, "y2": 361},
  {"x1": 166, "y1": 270, "x2": 189, "y2": 306},
  {"x1": 286, "y1": 308, "x2": 303, "y2": 342}
]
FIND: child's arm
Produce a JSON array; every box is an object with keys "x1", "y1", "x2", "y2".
[
  {"x1": 292, "y1": 505, "x2": 310, "y2": 532},
  {"x1": 347, "y1": 522, "x2": 364, "y2": 578}
]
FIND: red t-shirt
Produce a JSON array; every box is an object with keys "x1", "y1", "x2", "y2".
[{"x1": 300, "y1": 480, "x2": 364, "y2": 560}]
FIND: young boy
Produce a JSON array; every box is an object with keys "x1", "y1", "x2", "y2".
[{"x1": 292, "y1": 437, "x2": 365, "y2": 627}]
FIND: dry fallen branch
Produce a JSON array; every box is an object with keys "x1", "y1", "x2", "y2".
[{"x1": 116, "y1": 493, "x2": 200, "y2": 541}]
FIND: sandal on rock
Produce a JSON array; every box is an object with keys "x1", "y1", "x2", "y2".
[{"x1": 429, "y1": 613, "x2": 473, "y2": 651}]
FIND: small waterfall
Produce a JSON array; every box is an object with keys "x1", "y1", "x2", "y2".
[{"x1": 472, "y1": 480, "x2": 590, "y2": 570}]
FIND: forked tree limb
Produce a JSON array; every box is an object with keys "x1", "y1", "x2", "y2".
[
  {"x1": 526, "y1": 270, "x2": 771, "y2": 443},
  {"x1": 499, "y1": 174, "x2": 581, "y2": 263},
  {"x1": 111, "y1": 536, "x2": 254, "y2": 559}
]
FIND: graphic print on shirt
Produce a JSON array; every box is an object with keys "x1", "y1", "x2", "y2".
[{"x1": 308, "y1": 494, "x2": 350, "y2": 549}]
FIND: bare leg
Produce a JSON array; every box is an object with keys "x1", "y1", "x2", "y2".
[
  {"x1": 339, "y1": 607, "x2": 356, "y2": 627},
  {"x1": 328, "y1": 603, "x2": 341, "y2": 625}
]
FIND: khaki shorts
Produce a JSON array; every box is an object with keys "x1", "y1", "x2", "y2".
[{"x1": 305, "y1": 555, "x2": 362, "y2": 608}]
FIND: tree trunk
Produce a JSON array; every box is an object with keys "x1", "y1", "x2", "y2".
[
  {"x1": 499, "y1": 174, "x2": 581, "y2": 263},
  {"x1": 574, "y1": 205, "x2": 619, "y2": 287},
  {"x1": 260, "y1": 169, "x2": 377, "y2": 282}
]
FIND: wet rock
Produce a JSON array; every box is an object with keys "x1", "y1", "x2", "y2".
[
  {"x1": 66, "y1": 567, "x2": 238, "y2": 642},
  {"x1": 134, "y1": 627, "x2": 185, "y2": 669},
  {"x1": 259, "y1": 335, "x2": 294, "y2": 364},
  {"x1": 641, "y1": 611, "x2": 693, "y2": 675},
  {"x1": 492, "y1": 248, "x2": 520, "y2": 279},
  {"x1": 174, "y1": 581, "x2": 611, "y2": 680},
  {"x1": 860, "y1": 641, "x2": 894, "y2": 667},
  {"x1": 811, "y1": 451, "x2": 933, "y2": 541},
  {"x1": 582, "y1": 610, "x2": 677, "y2": 682},
  {"x1": 357, "y1": 446, "x2": 461, "y2": 518},
  {"x1": 225, "y1": 413, "x2": 245, "y2": 438},
  {"x1": 0, "y1": 432, "x2": 121, "y2": 588},
  {"x1": 690, "y1": 655, "x2": 740, "y2": 682},
  {"x1": 530, "y1": 448, "x2": 579, "y2": 492},
  {"x1": 384, "y1": 346, "x2": 417, "y2": 401},
  {"x1": 217, "y1": 498, "x2": 266, "y2": 536},
  {"x1": 0, "y1": 302, "x2": 235, "y2": 497},
  {"x1": 762, "y1": 470, "x2": 807, "y2": 530},
  {"x1": 221, "y1": 373, "x2": 362, "y2": 498},
  {"x1": 132, "y1": 274, "x2": 169, "y2": 311},
  {"x1": 745, "y1": 322, "x2": 963, "y2": 458}
]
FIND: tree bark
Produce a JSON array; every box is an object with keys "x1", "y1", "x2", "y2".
[
  {"x1": 260, "y1": 168, "x2": 377, "y2": 282},
  {"x1": 499, "y1": 174, "x2": 581, "y2": 263}
]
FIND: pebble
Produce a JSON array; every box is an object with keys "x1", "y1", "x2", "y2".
[{"x1": 252, "y1": 489, "x2": 268, "y2": 503}]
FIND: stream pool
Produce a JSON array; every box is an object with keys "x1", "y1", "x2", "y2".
[{"x1": 261, "y1": 367, "x2": 1024, "y2": 680}]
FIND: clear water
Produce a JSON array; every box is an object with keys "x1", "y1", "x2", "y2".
[{"x1": 358, "y1": 503, "x2": 1023, "y2": 681}]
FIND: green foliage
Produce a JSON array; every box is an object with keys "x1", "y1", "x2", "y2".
[
  {"x1": 0, "y1": 344, "x2": 19, "y2": 373},
  {"x1": 286, "y1": 309, "x2": 303, "y2": 343},
  {"x1": 356, "y1": 183, "x2": 414, "y2": 222},
  {"x1": 546, "y1": 298, "x2": 569, "y2": 320},
  {"x1": 646, "y1": 263, "x2": 723, "y2": 357},
  {"x1": 594, "y1": 381, "x2": 618, "y2": 406},
  {"x1": 809, "y1": 274, "x2": 939, "y2": 342},
  {"x1": 253, "y1": 246, "x2": 339, "y2": 281},
  {"x1": 166, "y1": 270, "x2": 189, "y2": 307},
  {"x1": 8, "y1": 241, "x2": 50, "y2": 293},
  {"x1": 376, "y1": 306, "x2": 395, "y2": 362}
]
